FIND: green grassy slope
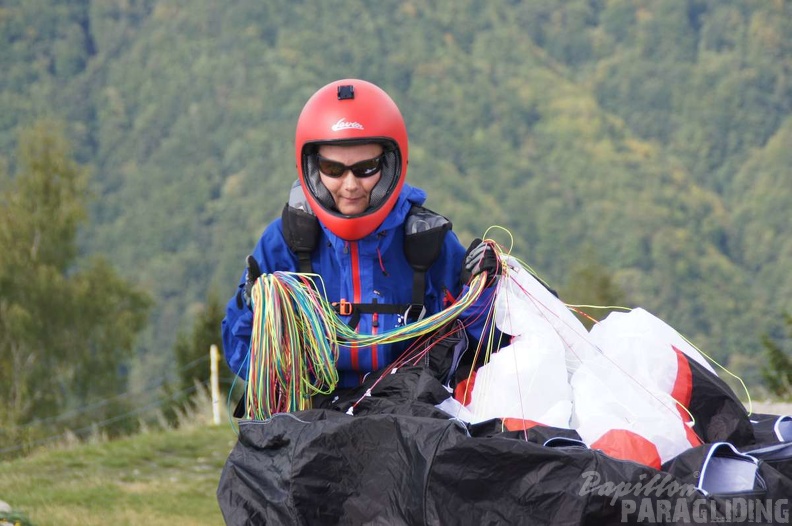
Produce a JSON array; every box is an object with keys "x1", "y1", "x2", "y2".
[{"x1": 0, "y1": 424, "x2": 236, "y2": 526}]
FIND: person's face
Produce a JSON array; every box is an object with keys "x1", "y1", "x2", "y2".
[{"x1": 317, "y1": 143, "x2": 383, "y2": 215}]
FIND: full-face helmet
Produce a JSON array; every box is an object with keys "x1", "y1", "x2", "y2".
[{"x1": 294, "y1": 79, "x2": 408, "y2": 240}]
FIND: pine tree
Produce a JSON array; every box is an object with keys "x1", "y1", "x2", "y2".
[
  {"x1": 174, "y1": 290, "x2": 225, "y2": 392},
  {"x1": 560, "y1": 250, "x2": 629, "y2": 330},
  {"x1": 163, "y1": 290, "x2": 240, "y2": 425},
  {"x1": 761, "y1": 313, "x2": 792, "y2": 400}
]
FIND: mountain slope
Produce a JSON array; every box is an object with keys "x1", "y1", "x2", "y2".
[{"x1": 0, "y1": 0, "x2": 789, "y2": 388}]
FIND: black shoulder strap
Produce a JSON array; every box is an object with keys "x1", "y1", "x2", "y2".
[
  {"x1": 403, "y1": 205, "x2": 452, "y2": 311},
  {"x1": 281, "y1": 203, "x2": 321, "y2": 274}
]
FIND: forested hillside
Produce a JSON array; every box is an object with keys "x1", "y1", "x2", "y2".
[{"x1": 1, "y1": 0, "x2": 790, "y2": 394}]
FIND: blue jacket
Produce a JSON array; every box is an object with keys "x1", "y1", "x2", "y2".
[{"x1": 222, "y1": 183, "x2": 494, "y2": 387}]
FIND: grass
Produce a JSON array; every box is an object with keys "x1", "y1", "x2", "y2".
[{"x1": 0, "y1": 402, "x2": 239, "y2": 525}]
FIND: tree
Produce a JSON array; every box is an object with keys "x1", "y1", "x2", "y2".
[
  {"x1": 0, "y1": 120, "x2": 151, "y2": 448},
  {"x1": 761, "y1": 313, "x2": 792, "y2": 400},
  {"x1": 560, "y1": 250, "x2": 629, "y2": 330},
  {"x1": 164, "y1": 290, "x2": 241, "y2": 425},
  {"x1": 173, "y1": 290, "x2": 225, "y2": 392}
]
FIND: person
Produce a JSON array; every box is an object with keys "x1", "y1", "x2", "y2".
[{"x1": 221, "y1": 79, "x2": 499, "y2": 390}]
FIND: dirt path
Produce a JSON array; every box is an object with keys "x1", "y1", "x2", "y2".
[{"x1": 748, "y1": 400, "x2": 792, "y2": 416}]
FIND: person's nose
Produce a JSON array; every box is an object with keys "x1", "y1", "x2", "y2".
[{"x1": 340, "y1": 171, "x2": 360, "y2": 190}]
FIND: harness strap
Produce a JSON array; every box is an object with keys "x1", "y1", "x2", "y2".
[
  {"x1": 332, "y1": 299, "x2": 425, "y2": 329},
  {"x1": 281, "y1": 203, "x2": 320, "y2": 274}
]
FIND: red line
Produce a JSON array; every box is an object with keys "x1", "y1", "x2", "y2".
[
  {"x1": 350, "y1": 242, "x2": 361, "y2": 370},
  {"x1": 350, "y1": 242, "x2": 361, "y2": 304}
]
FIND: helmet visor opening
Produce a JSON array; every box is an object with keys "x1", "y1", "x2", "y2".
[{"x1": 301, "y1": 139, "x2": 402, "y2": 218}]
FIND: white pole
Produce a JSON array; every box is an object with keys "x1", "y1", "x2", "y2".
[{"x1": 210, "y1": 344, "x2": 221, "y2": 426}]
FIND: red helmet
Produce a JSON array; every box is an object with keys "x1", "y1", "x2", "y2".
[{"x1": 295, "y1": 79, "x2": 408, "y2": 240}]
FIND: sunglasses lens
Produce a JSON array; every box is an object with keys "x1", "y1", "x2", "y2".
[
  {"x1": 316, "y1": 155, "x2": 382, "y2": 178},
  {"x1": 317, "y1": 158, "x2": 346, "y2": 178},
  {"x1": 350, "y1": 157, "x2": 381, "y2": 178}
]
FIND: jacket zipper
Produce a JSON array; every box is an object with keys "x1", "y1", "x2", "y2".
[{"x1": 350, "y1": 241, "x2": 361, "y2": 371}]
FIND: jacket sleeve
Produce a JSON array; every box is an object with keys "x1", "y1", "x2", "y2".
[
  {"x1": 431, "y1": 231, "x2": 500, "y2": 346},
  {"x1": 221, "y1": 219, "x2": 299, "y2": 378}
]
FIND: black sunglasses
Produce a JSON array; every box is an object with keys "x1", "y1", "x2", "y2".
[{"x1": 316, "y1": 155, "x2": 383, "y2": 178}]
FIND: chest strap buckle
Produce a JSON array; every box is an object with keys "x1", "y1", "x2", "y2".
[{"x1": 334, "y1": 299, "x2": 354, "y2": 316}]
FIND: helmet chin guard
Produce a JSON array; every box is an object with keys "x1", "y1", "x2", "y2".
[{"x1": 295, "y1": 79, "x2": 408, "y2": 241}]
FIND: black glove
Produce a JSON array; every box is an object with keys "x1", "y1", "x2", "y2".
[
  {"x1": 461, "y1": 238, "x2": 499, "y2": 286},
  {"x1": 239, "y1": 255, "x2": 262, "y2": 309}
]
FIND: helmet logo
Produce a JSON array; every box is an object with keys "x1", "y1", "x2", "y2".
[{"x1": 331, "y1": 118, "x2": 364, "y2": 132}]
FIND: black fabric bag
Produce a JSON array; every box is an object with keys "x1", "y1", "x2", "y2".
[{"x1": 218, "y1": 365, "x2": 792, "y2": 525}]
